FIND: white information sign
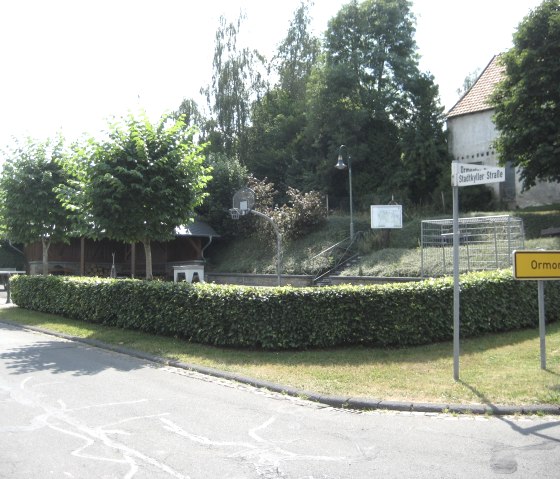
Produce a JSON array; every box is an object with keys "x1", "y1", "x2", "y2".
[
  {"x1": 451, "y1": 162, "x2": 505, "y2": 187},
  {"x1": 371, "y1": 205, "x2": 402, "y2": 229}
]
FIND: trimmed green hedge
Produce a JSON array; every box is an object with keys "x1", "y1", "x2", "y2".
[{"x1": 9, "y1": 271, "x2": 560, "y2": 349}]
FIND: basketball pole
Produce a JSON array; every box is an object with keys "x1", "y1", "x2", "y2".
[{"x1": 250, "y1": 209, "x2": 282, "y2": 286}]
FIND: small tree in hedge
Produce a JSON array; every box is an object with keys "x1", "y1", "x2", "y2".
[
  {"x1": 0, "y1": 136, "x2": 72, "y2": 275},
  {"x1": 61, "y1": 112, "x2": 212, "y2": 279}
]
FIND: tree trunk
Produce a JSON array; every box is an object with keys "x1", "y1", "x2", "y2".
[
  {"x1": 42, "y1": 238, "x2": 51, "y2": 276},
  {"x1": 142, "y1": 239, "x2": 153, "y2": 280}
]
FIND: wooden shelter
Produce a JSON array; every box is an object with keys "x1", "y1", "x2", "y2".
[{"x1": 24, "y1": 221, "x2": 219, "y2": 278}]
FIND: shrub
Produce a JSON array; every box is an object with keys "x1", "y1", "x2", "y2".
[
  {"x1": 275, "y1": 187, "x2": 327, "y2": 241},
  {"x1": 10, "y1": 270, "x2": 560, "y2": 350},
  {"x1": 242, "y1": 177, "x2": 327, "y2": 245}
]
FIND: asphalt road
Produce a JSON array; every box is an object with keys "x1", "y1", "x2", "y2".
[{"x1": 1, "y1": 322, "x2": 559, "y2": 479}]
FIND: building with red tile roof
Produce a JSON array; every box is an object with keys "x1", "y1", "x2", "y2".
[
  {"x1": 447, "y1": 55, "x2": 505, "y2": 119},
  {"x1": 446, "y1": 55, "x2": 559, "y2": 208}
]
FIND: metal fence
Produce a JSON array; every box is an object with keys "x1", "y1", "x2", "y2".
[{"x1": 420, "y1": 215, "x2": 525, "y2": 277}]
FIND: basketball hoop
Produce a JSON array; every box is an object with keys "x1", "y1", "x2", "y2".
[
  {"x1": 229, "y1": 208, "x2": 240, "y2": 220},
  {"x1": 232, "y1": 188, "x2": 255, "y2": 211}
]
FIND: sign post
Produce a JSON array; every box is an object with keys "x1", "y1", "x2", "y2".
[
  {"x1": 513, "y1": 250, "x2": 560, "y2": 369},
  {"x1": 450, "y1": 162, "x2": 505, "y2": 380}
]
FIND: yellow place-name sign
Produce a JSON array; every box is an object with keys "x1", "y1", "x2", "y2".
[{"x1": 513, "y1": 250, "x2": 560, "y2": 280}]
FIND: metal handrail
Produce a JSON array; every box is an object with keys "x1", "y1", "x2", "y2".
[
  {"x1": 309, "y1": 237, "x2": 353, "y2": 262},
  {"x1": 312, "y1": 231, "x2": 363, "y2": 284},
  {"x1": 313, "y1": 252, "x2": 359, "y2": 284}
]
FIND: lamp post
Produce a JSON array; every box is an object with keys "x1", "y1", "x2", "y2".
[{"x1": 335, "y1": 144, "x2": 354, "y2": 240}]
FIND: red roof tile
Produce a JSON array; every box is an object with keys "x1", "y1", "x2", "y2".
[{"x1": 447, "y1": 55, "x2": 505, "y2": 118}]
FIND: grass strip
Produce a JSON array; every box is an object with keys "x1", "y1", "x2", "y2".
[{"x1": 1, "y1": 306, "x2": 558, "y2": 407}]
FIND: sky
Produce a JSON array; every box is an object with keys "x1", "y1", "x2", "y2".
[{"x1": 0, "y1": 0, "x2": 544, "y2": 150}]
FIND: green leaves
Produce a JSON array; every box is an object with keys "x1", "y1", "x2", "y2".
[
  {"x1": 491, "y1": 0, "x2": 560, "y2": 188},
  {"x1": 63, "y1": 111, "x2": 212, "y2": 278},
  {"x1": 10, "y1": 270, "x2": 560, "y2": 350},
  {"x1": 0, "y1": 135, "x2": 73, "y2": 269}
]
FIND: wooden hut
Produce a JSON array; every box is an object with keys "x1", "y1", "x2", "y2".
[{"x1": 24, "y1": 221, "x2": 219, "y2": 279}]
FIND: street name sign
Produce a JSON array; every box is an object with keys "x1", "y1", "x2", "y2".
[
  {"x1": 513, "y1": 250, "x2": 560, "y2": 280},
  {"x1": 451, "y1": 162, "x2": 505, "y2": 187}
]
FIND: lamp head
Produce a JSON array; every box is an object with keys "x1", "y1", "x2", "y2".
[{"x1": 335, "y1": 154, "x2": 347, "y2": 170}]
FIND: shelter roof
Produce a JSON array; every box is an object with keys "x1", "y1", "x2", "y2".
[{"x1": 175, "y1": 221, "x2": 220, "y2": 237}]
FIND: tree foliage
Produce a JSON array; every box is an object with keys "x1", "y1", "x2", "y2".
[
  {"x1": 0, "y1": 136, "x2": 72, "y2": 275},
  {"x1": 456, "y1": 68, "x2": 481, "y2": 98},
  {"x1": 173, "y1": 98, "x2": 205, "y2": 131},
  {"x1": 246, "y1": 1, "x2": 321, "y2": 196},
  {"x1": 202, "y1": 13, "x2": 268, "y2": 165},
  {"x1": 491, "y1": 0, "x2": 560, "y2": 189},
  {"x1": 399, "y1": 72, "x2": 450, "y2": 202},
  {"x1": 275, "y1": 1, "x2": 321, "y2": 99},
  {"x1": 301, "y1": 0, "x2": 448, "y2": 206},
  {"x1": 199, "y1": 0, "x2": 449, "y2": 216},
  {"x1": 239, "y1": 176, "x2": 326, "y2": 245},
  {"x1": 61, "y1": 112, "x2": 211, "y2": 279},
  {"x1": 196, "y1": 153, "x2": 248, "y2": 237}
]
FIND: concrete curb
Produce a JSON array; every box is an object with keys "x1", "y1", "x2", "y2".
[{"x1": 2, "y1": 320, "x2": 559, "y2": 417}]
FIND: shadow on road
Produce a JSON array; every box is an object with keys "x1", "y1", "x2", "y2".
[
  {"x1": 459, "y1": 379, "x2": 560, "y2": 443},
  {"x1": 0, "y1": 322, "x2": 145, "y2": 377}
]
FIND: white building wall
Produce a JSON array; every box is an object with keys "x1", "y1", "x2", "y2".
[{"x1": 448, "y1": 110, "x2": 560, "y2": 207}]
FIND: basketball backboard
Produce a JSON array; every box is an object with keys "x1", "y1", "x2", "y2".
[{"x1": 232, "y1": 187, "x2": 255, "y2": 214}]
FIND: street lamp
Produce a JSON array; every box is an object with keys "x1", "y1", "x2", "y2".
[{"x1": 335, "y1": 144, "x2": 354, "y2": 240}]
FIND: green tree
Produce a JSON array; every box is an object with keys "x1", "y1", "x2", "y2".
[
  {"x1": 196, "y1": 153, "x2": 248, "y2": 237},
  {"x1": 0, "y1": 136, "x2": 72, "y2": 275},
  {"x1": 491, "y1": 0, "x2": 560, "y2": 188},
  {"x1": 304, "y1": 0, "x2": 428, "y2": 205},
  {"x1": 202, "y1": 13, "x2": 268, "y2": 164},
  {"x1": 246, "y1": 1, "x2": 320, "y2": 194},
  {"x1": 275, "y1": 1, "x2": 321, "y2": 100},
  {"x1": 399, "y1": 72, "x2": 450, "y2": 203},
  {"x1": 173, "y1": 98, "x2": 205, "y2": 131},
  {"x1": 62, "y1": 112, "x2": 212, "y2": 279}
]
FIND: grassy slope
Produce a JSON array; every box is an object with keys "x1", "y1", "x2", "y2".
[{"x1": 207, "y1": 206, "x2": 560, "y2": 277}]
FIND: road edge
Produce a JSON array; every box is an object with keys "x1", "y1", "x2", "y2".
[{"x1": 2, "y1": 319, "x2": 559, "y2": 417}]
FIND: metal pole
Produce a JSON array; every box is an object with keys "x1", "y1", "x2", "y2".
[
  {"x1": 538, "y1": 280, "x2": 546, "y2": 370},
  {"x1": 494, "y1": 224, "x2": 499, "y2": 268},
  {"x1": 250, "y1": 210, "x2": 282, "y2": 286},
  {"x1": 420, "y1": 221, "x2": 424, "y2": 278},
  {"x1": 453, "y1": 184, "x2": 460, "y2": 381},
  {"x1": 336, "y1": 145, "x2": 354, "y2": 241},
  {"x1": 348, "y1": 155, "x2": 354, "y2": 240}
]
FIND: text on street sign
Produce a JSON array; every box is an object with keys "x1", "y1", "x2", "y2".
[
  {"x1": 451, "y1": 162, "x2": 505, "y2": 187},
  {"x1": 513, "y1": 250, "x2": 560, "y2": 280}
]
